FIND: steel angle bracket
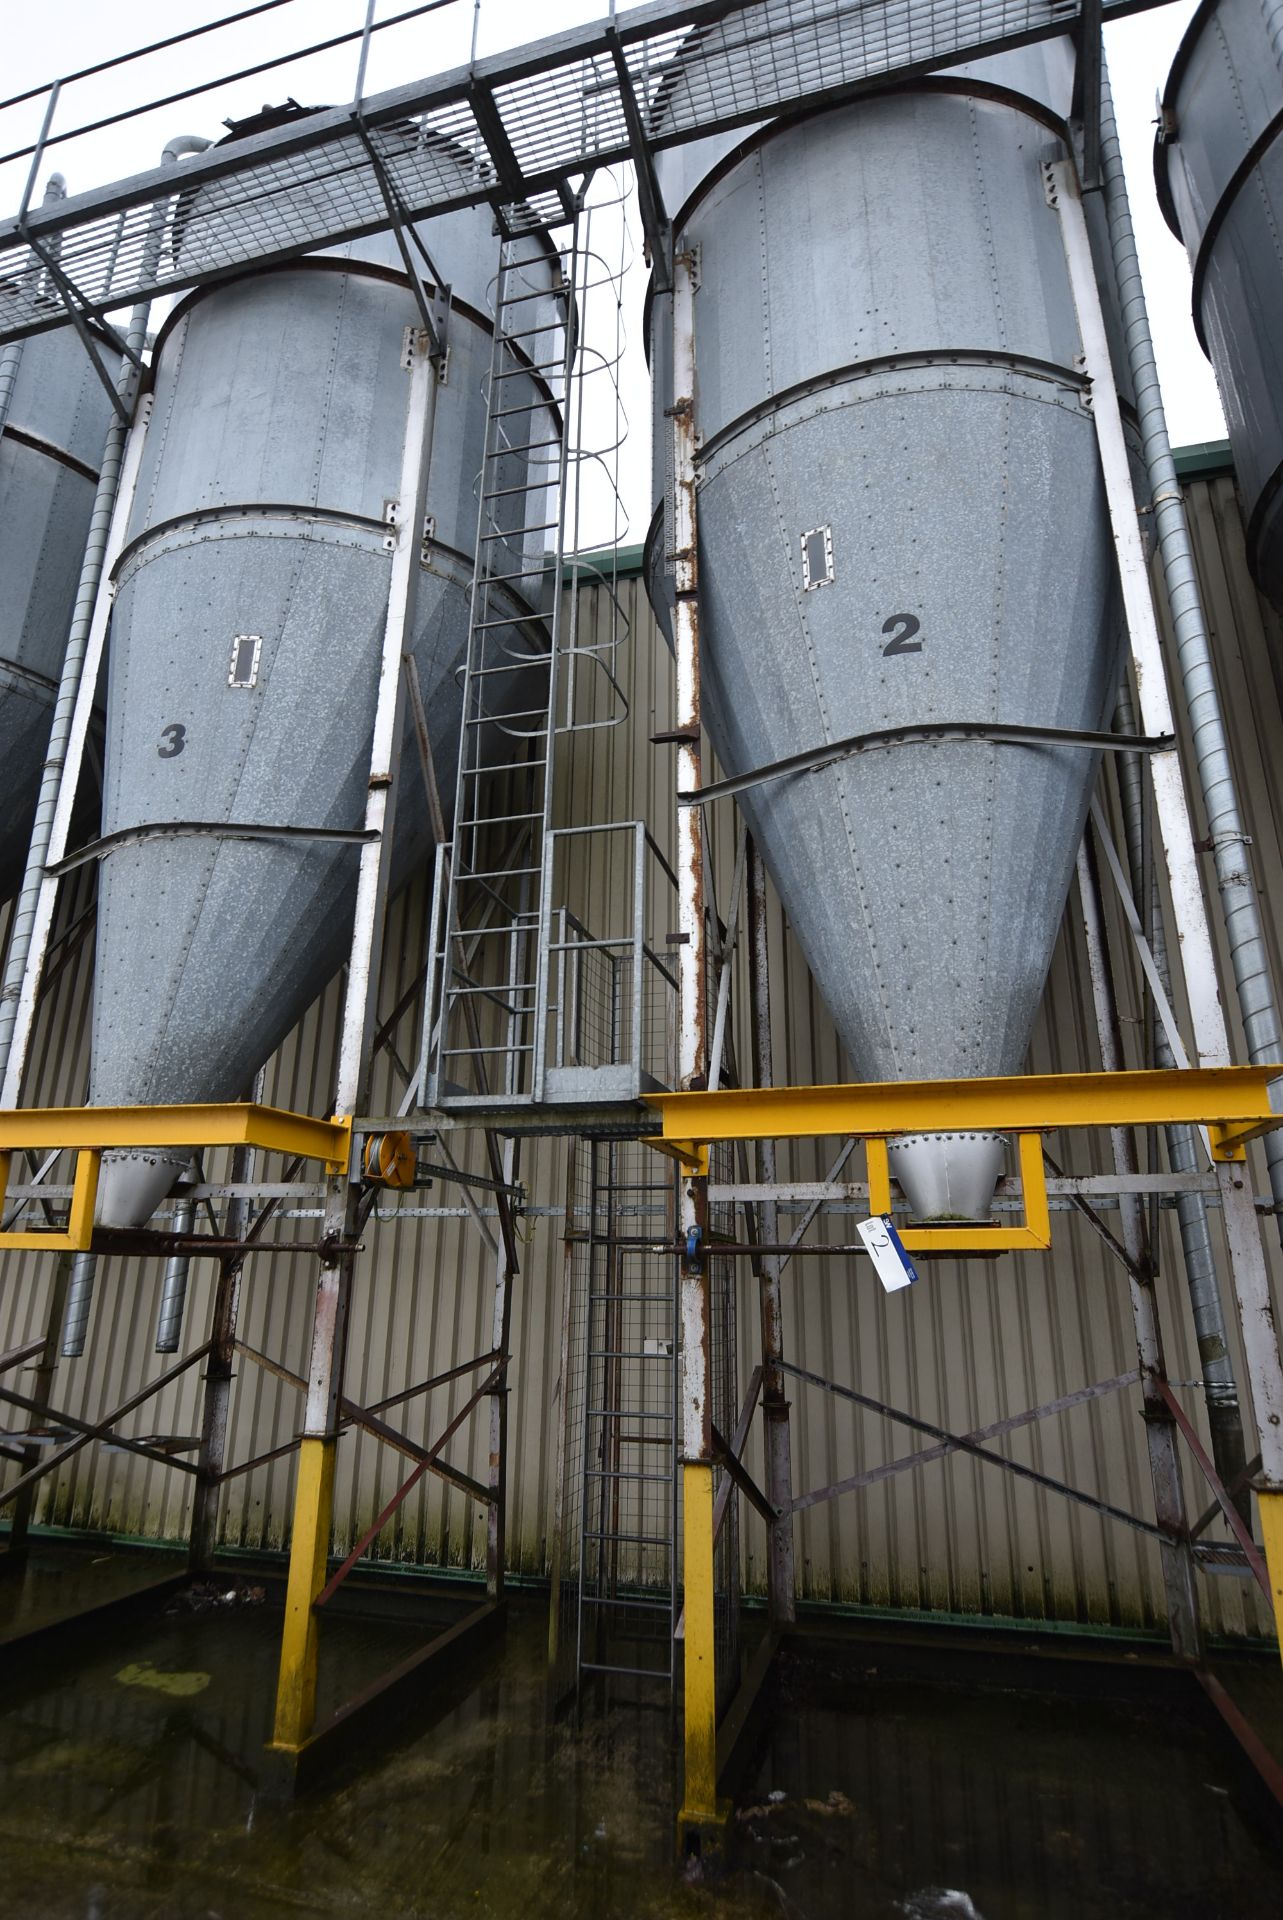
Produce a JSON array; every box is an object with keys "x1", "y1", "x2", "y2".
[
  {"x1": 644, "y1": 1134, "x2": 708, "y2": 1175},
  {"x1": 0, "y1": 1104, "x2": 353, "y2": 1252}
]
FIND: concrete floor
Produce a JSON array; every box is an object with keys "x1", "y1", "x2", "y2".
[{"x1": 0, "y1": 1542, "x2": 1279, "y2": 1918}]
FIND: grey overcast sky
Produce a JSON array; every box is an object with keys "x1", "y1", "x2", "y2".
[{"x1": 1, "y1": 0, "x2": 1226, "y2": 549}]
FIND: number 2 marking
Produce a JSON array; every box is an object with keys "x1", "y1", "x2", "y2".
[
  {"x1": 881, "y1": 613, "x2": 923, "y2": 656},
  {"x1": 158, "y1": 723, "x2": 187, "y2": 758}
]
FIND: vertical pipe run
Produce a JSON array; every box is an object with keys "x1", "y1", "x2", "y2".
[
  {"x1": 746, "y1": 839, "x2": 796, "y2": 1627},
  {"x1": 60, "y1": 1252, "x2": 97, "y2": 1358},
  {"x1": 1076, "y1": 834, "x2": 1202, "y2": 1662},
  {"x1": 1094, "y1": 62, "x2": 1283, "y2": 1227},
  {"x1": 1085, "y1": 75, "x2": 1283, "y2": 1624},
  {"x1": 1113, "y1": 681, "x2": 1249, "y2": 1514},
  {"x1": 1055, "y1": 142, "x2": 1283, "y2": 1649},
  {"x1": 155, "y1": 1195, "x2": 196, "y2": 1354}
]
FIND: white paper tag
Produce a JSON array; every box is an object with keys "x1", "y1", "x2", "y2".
[{"x1": 857, "y1": 1214, "x2": 920, "y2": 1293}]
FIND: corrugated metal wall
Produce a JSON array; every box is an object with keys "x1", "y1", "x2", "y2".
[{"x1": 1, "y1": 465, "x2": 1279, "y2": 1641}]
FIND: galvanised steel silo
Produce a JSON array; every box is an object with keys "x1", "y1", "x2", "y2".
[
  {"x1": 1157, "y1": 0, "x2": 1283, "y2": 612},
  {"x1": 90, "y1": 110, "x2": 561, "y2": 1226},
  {"x1": 646, "y1": 40, "x2": 1124, "y2": 1222},
  {"x1": 0, "y1": 186, "x2": 117, "y2": 901}
]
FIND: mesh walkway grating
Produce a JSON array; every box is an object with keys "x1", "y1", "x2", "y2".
[{"x1": 1, "y1": 0, "x2": 1149, "y2": 343}]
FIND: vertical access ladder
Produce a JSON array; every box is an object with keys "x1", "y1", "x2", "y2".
[
  {"x1": 576, "y1": 1140, "x2": 680, "y2": 1689},
  {"x1": 425, "y1": 224, "x2": 575, "y2": 1107}
]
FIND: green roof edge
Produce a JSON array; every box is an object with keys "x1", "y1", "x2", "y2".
[{"x1": 1171, "y1": 437, "x2": 1234, "y2": 481}]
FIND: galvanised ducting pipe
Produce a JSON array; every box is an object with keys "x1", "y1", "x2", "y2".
[
  {"x1": 647, "y1": 39, "x2": 1126, "y2": 1222},
  {"x1": 154, "y1": 1191, "x2": 197, "y2": 1353}
]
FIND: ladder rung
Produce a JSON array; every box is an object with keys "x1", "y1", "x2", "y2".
[
  {"x1": 580, "y1": 1594, "x2": 672, "y2": 1613},
  {"x1": 588, "y1": 1350, "x2": 670, "y2": 1362},
  {"x1": 461, "y1": 757, "x2": 547, "y2": 778},
  {"x1": 498, "y1": 281, "x2": 562, "y2": 308},
  {"x1": 587, "y1": 1410, "x2": 673, "y2": 1423},
  {"x1": 583, "y1": 1530, "x2": 671, "y2": 1548},
  {"x1": 479, "y1": 520, "x2": 559, "y2": 538},
  {"x1": 585, "y1": 1468, "x2": 673, "y2": 1484},
  {"x1": 490, "y1": 398, "x2": 554, "y2": 422},
  {"x1": 577, "y1": 1661, "x2": 671, "y2": 1681},
  {"x1": 489, "y1": 359, "x2": 565, "y2": 381},
  {"x1": 483, "y1": 478, "x2": 556, "y2": 503}
]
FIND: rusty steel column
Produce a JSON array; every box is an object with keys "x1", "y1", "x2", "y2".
[
  {"x1": 188, "y1": 1136, "x2": 256, "y2": 1575},
  {"x1": 746, "y1": 838, "x2": 796, "y2": 1626},
  {"x1": 1112, "y1": 681, "x2": 1249, "y2": 1518},
  {"x1": 671, "y1": 245, "x2": 725, "y2": 1847},
  {"x1": 1077, "y1": 831, "x2": 1202, "y2": 1662},
  {"x1": 486, "y1": 1134, "x2": 518, "y2": 1601}
]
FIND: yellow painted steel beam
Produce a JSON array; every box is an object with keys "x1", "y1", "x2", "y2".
[
  {"x1": 0, "y1": 1147, "x2": 101, "y2": 1252},
  {"x1": 643, "y1": 1066, "x2": 1283, "y2": 1161},
  {"x1": 865, "y1": 1131, "x2": 1053, "y2": 1252},
  {"x1": 678, "y1": 1461, "x2": 729, "y2": 1837},
  {"x1": 0, "y1": 1103, "x2": 351, "y2": 1170},
  {"x1": 268, "y1": 1435, "x2": 337, "y2": 1753},
  {"x1": 1259, "y1": 1491, "x2": 1283, "y2": 1660}
]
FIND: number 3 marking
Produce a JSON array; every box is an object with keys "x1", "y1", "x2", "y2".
[
  {"x1": 881, "y1": 613, "x2": 923, "y2": 656},
  {"x1": 158, "y1": 723, "x2": 187, "y2": 758}
]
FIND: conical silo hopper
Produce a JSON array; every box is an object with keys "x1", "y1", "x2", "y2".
[
  {"x1": 0, "y1": 253, "x2": 117, "y2": 899},
  {"x1": 1156, "y1": 0, "x2": 1283, "y2": 612},
  {"x1": 89, "y1": 111, "x2": 562, "y2": 1226},
  {"x1": 646, "y1": 38, "x2": 1124, "y2": 1222}
]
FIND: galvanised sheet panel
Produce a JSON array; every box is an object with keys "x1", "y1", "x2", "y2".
[
  {"x1": 0, "y1": 325, "x2": 115, "y2": 898},
  {"x1": 650, "y1": 83, "x2": 1121, "y2": 1091},
  {"x1": 1158, "y1": 0, "x2": 1283, "y2": 608},
  {"x1": 89, "y1": 247, "x2": 552, "y2": 1122},
  {"x1": 0, "y1": 549, "x2": 1276, "y2": 1639}
]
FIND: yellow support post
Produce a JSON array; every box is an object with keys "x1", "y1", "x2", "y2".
[
  {"x1": 269, "y1": 1435, "x2": 337, "y2": 1752},
  {"x1": 1258, "y1": 1490, "x2": 1283, "y2": 1654},
  {"x1": 679, "y1": 1460, "x2": 728, "y2": 1838}
]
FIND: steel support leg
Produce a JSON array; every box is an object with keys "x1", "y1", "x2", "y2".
[
  {"x1": 1112, "y1": 682, "x2": 1249, "y2": 1514},
  {"x1": 1053, "y1": 152, "x2": 1283, "y2": 1657},
  {"x1": 3, "y1": 1252, "x2": 72, "y2": 1563},
  {"x1": 670, "y1": 247, "x2": 727, "y2": 1845},
  {"x1": 270, "y1": 1235, "x2": 353, "y2": 1753},
  {"x1": 188, "y1": 1138, "x2": 255, "y2": 1575},
  {"x1": 747, "y1": 840, "x2": 795, "y2": 1626},
  {"x1": 1077, "y1": 836, "x2": 1201, "y2": 1660},
  {"x1": 269, "y1": 320, "x2": 441, "y2": 1761},
  {"x1": 486, "y1": 1135, "x2": 518, "y2": 1601}
]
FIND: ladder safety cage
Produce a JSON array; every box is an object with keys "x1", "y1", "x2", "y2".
[{"x1": 424, "y1": 171, "x2": 642, "y2": 1111}]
